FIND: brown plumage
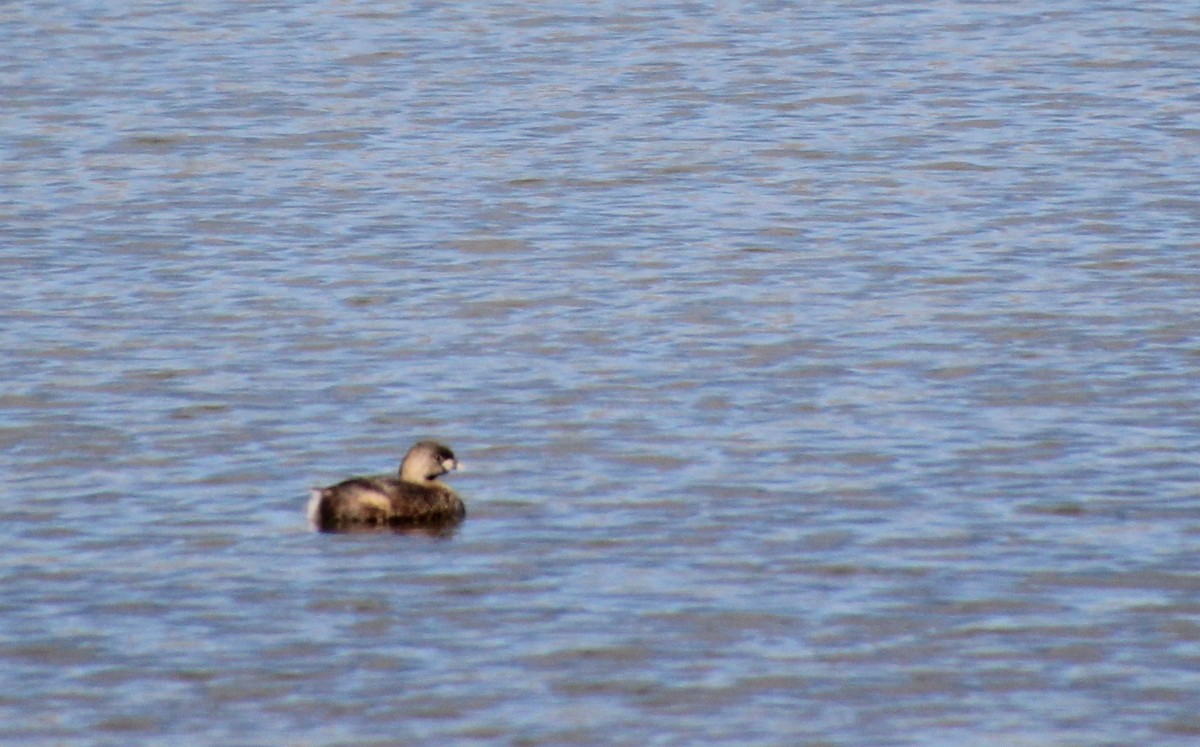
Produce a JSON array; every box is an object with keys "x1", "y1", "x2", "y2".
[{"x1": 307, "y1": 441, "x2": 464, "y2": 532}]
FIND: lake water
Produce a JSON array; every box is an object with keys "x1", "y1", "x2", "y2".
[{"x1": 3, "y1": 1, "x2": 1200, "y2": 744}]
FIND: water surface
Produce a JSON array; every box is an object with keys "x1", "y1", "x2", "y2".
[{"x1": 3, "y1": 1, "x2": 1200, "y2": 744}]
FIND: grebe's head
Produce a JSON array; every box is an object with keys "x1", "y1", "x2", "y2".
[{"x1": 400, "y1": 440, "x2": 458, "y2": 483}]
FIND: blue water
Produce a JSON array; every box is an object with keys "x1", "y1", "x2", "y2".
[{"x1": 3, "y1": 1, "x2": 1200, "y2": 744}]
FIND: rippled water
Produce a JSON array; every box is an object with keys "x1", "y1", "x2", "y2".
[{"x1": 3, "y1": 1, "x2": 1200, "y2": 744}]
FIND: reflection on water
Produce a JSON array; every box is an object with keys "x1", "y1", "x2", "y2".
[
  {"x1": 311, "y1": 517, "x2": 464, "y2": 540},
  {"x1": 3, "y1": 0, "x2": 1200, "y2": 745}
]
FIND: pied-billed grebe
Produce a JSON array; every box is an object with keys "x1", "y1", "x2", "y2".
[{"x1": 307, "y1": 440, "x2": 464, "y2": 532}]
